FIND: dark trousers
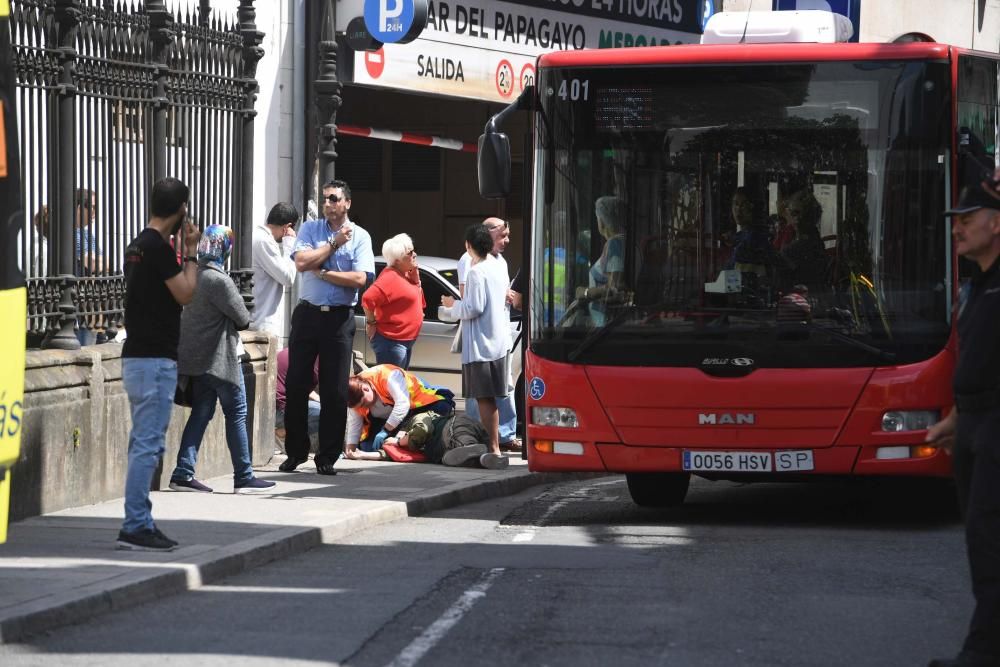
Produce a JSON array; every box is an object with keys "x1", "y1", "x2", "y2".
[
  {"x1": 954, "y1": 409, "x2": 1000, "y2": 660},
  {"x1": 285, "y1": 303, "x2": 355, "y2": 464}
]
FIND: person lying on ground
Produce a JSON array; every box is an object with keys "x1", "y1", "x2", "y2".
[{"x1": 381, "y1": 410, "x2": 508, "y2": 468}]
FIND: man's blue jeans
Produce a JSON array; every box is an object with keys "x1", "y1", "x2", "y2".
[
  {"x1": 371, "y1": 332, "x2": 415, "y2": 369},
  {"x1": 122, "y1": 357, "x2": 177, "y2": 534},
  {"x1": 466, "y1": 393, "x2": 517, "y2": 444},
  {"x1": 172, "y1": 373, "x2": 254, "y2": 484}
]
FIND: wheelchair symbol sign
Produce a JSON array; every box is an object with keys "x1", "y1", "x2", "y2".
[{"x1": 529, "y1": 377, "x2": 546, "y2": 401}]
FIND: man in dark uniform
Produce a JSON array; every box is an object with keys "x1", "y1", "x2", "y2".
[
  {"x1": 926, "y1": 170, "x2": 1000, "y2": 667},
  {"x1": 279, "y1": 180, "x2": 374, "y2": 475}
]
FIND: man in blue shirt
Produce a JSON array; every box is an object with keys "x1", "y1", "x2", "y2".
[{"x1": 279, "y1": 179, "x2": 375, "y2": 475}]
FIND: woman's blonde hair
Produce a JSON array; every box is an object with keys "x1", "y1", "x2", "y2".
[{"x1": 382, "y1": 233, "x2": 414, "y2": 266}]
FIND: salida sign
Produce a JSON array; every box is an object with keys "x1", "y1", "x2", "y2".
[{"x1": 353, "y1": 0, "x2": 704, "y2": 103}]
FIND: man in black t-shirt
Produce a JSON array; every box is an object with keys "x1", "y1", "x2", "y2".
[
  {"x1": 926, "y1": 171, "x2": 1000, "y2": 667},
  {"x1": 117, "y1": 177, "x2": 200, "y2": 552}
]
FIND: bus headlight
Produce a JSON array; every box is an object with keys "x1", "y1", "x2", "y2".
[
  {"x1": 881, "y1": 410, "x2": 940, "y2": 432},
  {"x1": 532, "y1": 407, "x2": 579, "y2": 428}
]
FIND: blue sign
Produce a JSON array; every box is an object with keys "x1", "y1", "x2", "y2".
[
  {"x1": 701, "y1": 0, "x2": 716, "y2": 31},
  {"x1": 773, "y1": 0, "x2": 861, "y2": 42},
  {"x1": 529, "y1": 377, "x2": 546, "y2": 401},
  {"x1": 363, "y1": 0, "x2": 429, "y2": 45}
]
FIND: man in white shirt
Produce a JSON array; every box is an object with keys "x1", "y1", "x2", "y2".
[
  {"x1": 251, "y1": 203, "x2": 299, "y2": 341},
  {"x1": 457, "y1": 217, "x2": 520, "y2": 451}
]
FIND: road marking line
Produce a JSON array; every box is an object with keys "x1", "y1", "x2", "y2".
[
  {"x1": 385, "y1": 568, "x2": 505, "y2": 667},
  {"x1": 198, "y1": 585, "x2": 346, "y2": 594}
]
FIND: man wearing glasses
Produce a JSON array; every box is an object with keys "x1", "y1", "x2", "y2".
[
  {"x1": 280, "y1": 180, "x2": 375, "y2": 475},
  {"x1": 457, "y1": 217, "x2": 521, "y2": 452}
]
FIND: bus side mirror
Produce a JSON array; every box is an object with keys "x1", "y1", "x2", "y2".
[{"x1": 478, "y1": 129, "x2": 511, "y2": 199}]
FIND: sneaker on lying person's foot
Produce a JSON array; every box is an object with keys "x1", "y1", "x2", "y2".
[
  {"x1": 479, "y1": 452, "x2": 510, "y2": 470},
  {"x1": 169, "y1": 478, "x2": 214, "y2": 493},
  {"x1": 442, "y1": 443, "x2": 488, "y2": 467},
  {"x1": 116, "y1": 528, "x2": 178, "y2": 552},
  {"x1": 234, "y1": 477, "x2": 277, "y2": 494}
]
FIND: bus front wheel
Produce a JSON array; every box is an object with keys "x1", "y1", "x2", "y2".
[{"x1": 626, "y1": 472, "x2": 691, "y2": 507}]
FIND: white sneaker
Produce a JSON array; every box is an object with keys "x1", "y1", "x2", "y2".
[{"x1": 479, "y1": 452, "x2": 509, "y2": 470}]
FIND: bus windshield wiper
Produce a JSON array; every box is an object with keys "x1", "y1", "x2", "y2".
[
  {"x1": 804, "y1": 322, "x2": 896, "y2": 363},
  {"x1": 567, "y1": 304, "x2": 637, "y2": 362}
]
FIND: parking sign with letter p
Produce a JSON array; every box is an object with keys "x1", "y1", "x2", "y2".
[{"x1": 363, "y1": 0, "x2": 428, "y2": 44}]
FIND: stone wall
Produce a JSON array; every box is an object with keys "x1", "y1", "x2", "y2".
[{"x1": 10, "y1": 332, "x2": 277, "y2": 521}]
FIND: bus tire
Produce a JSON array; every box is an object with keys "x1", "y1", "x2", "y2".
[{"x1": 626, "y1": 472, "x2": 690, "y2": 507}]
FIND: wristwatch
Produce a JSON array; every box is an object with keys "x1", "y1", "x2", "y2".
[
  {"x1": 183, "y1": 255, "x2": 197, "y2": 263},
  {"x1": 319, "y1": 268, "x2": 329, "y2": 280}
]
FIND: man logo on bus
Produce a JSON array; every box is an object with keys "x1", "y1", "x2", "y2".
[{"x1": 699, "y1": 413, "x2": 756, "y2": 425}]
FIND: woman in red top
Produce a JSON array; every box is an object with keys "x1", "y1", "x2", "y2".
[{"x1": 362, "y1": 233, "x2": 425, "y2": 368}]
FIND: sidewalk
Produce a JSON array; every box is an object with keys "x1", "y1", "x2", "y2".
[{"x1": 0, "y1": 455, "x2": 585, "y2": 644}]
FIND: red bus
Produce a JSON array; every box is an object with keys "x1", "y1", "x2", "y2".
[{"x1": 479, "y1": 14, "x2": 1000, "y2": 506}]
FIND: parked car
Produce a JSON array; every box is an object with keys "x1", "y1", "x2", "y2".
[{"x1": 352, "y1": 256, "x2": 522, "y2": 414}]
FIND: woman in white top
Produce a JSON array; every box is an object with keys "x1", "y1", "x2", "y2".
[{"x1": 441, "y1": 224, "x2": 511, "y2": 469}]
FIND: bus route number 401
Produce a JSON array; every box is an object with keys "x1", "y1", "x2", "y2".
[{"x1": 558, "y1": 79, "x2": 589, "y2": 101}]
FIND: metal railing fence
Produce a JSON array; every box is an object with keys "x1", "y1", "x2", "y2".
[{"x1": 11, "y1": 0, "x2": 262, "y2": 348}]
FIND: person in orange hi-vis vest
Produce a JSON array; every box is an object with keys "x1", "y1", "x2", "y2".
[{"x1": 344, "y1": 364, "x2": 454, "y2": 460}]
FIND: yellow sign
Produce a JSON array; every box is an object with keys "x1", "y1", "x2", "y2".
[
  {"x1": 0, "y1": 288, "x2": 26, "y2": 543},
  {"x1": 0, "y1": 0, "x2": 8, "y2": 18}
]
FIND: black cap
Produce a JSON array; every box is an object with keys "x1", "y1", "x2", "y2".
[{"x1": 945, "y1": 180, "x2": 1000, "y2": 216}]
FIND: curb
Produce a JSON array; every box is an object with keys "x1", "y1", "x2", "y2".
[{"x1": 0, "y1": 470, "x2": 598, "y2": 644}]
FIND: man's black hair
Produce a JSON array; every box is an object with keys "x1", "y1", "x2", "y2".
[
  {"x1": 151, "y1": 177, "x2": 190, "y2": 218},
  {"x1": 322, "y1": 179, "x2": 352, "y2": 201},
  {"x1": 266, "y1": 202, "x2": 300, "y2": 227},
  {"x1": 466, "y1": 223, "x2": 493, "y2": 258}
]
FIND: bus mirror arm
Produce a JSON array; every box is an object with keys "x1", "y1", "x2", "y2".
[
  {"x1": 485, "y1": 84, "x2": 535, "y2": 134},
  {"x1": 478, "y1": 86, "x2": 534, "y2": 200}
]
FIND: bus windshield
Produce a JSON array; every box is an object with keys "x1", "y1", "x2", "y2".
[{"x1": 531, "y1": 59, "x2": 952, "y2": 370}]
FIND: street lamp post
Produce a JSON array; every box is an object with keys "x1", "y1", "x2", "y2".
[{"x1": 314, "y1": 0, "x2": 342, "y2": 188}]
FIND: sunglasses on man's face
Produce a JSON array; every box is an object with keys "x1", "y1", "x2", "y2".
[{"x1": 324, "y1": 194, "x2": 344, "y2": 203}]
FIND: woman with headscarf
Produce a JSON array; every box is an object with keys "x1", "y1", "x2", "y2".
[{"x1": 169, "y1": 225, "x2": 276, "y2": 494}]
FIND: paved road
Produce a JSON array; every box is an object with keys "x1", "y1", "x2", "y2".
[{"x1": 2, "y1": 476, "x2": 970, "y2": 666}]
